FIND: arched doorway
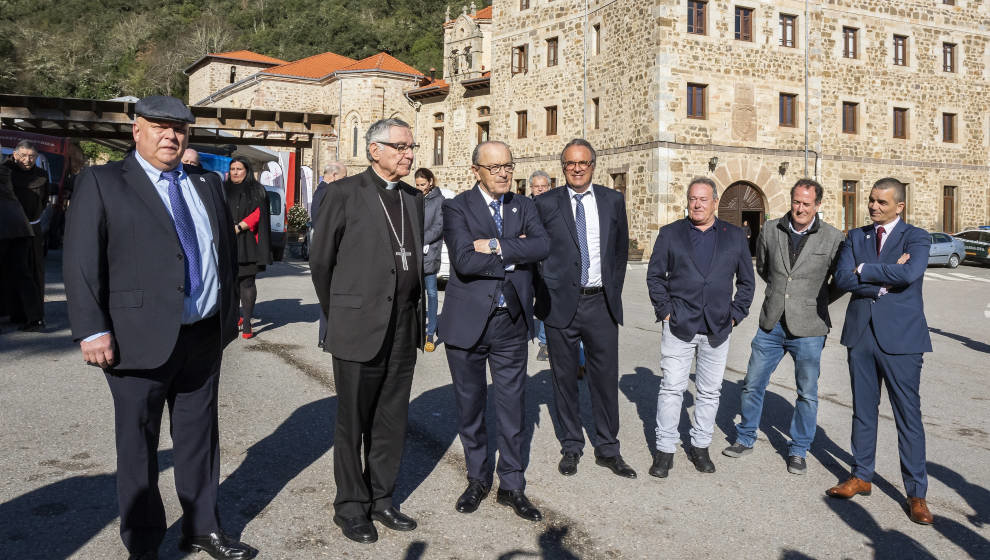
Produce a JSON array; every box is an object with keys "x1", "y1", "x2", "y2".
[{"x1": 719, "y1": 181, "x2": 766, "y2": 255}]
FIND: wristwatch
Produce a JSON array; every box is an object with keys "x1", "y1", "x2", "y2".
[{"x1": 488, "y1": 238, "x2": 498, "y2": 254}]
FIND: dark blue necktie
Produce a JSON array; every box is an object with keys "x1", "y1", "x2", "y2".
[
  {"x1": 490, "y1": 199, "x2": 505, "y2": 307},
  {"x1": 574, "y1": 193, "x2": 590, "y2": 286},
  {"x1": 162, "y1": 170, "x2": 202, "y2": 296}
]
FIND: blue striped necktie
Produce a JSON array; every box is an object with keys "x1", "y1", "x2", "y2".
[
  {"x1": 490, "y1": 199, "x2": 505, "y2": 307},
  {"x1": 161, "y1": 170, "x2": 202, "y2": 296},
  {"x1": 574, "y1": 193, "x2": 590, "y2": 286}
]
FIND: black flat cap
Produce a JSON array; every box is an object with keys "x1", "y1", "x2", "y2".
[{"x1": 134, "y1": 95, "x2": 195, "y2": 123}]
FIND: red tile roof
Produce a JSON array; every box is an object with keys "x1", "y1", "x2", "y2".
[
  {"x1": 262, "y1": 51, "x2": 357, "y2": 79},
  {"x1": 209, "y1": 50, "x2": 288, "y2": 65},
  {"x1": 445, "y1": 5, "x2": 493, "y2": 24},
  {"x1": 406, "y1": 78, "x2": 450, "y2": 95},
  {"x1": 339, "y1": 53, "x2": 424, "y2": 77}
]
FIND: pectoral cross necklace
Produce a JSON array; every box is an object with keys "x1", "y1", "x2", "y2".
[{"x1": 378, "y1": 192, "x2": 411, "y2": 271}]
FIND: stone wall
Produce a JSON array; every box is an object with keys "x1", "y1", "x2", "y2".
[{"x1": 187, "y1": 60, "x2": 276, "y2": 105}]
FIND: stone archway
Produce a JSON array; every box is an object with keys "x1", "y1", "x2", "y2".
[{"x1": 719, "y1": 181, "x2": 766, "y2": 255}]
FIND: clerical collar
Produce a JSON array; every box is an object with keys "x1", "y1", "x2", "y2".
[{"x1": 372, "y1": 167, "x2": 398, "y2": 190}]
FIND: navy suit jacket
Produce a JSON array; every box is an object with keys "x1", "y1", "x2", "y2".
[
  {"x1": 646, "y1": 218, "x2": 755, "y2": 347},
  {"x1": 534, "y1": 184, "x2": 628, "y2": 327},
  {"x1": 63, "y1": 156, "x2": 239, "y2": 370},
  {"x1": 437, "y1": 185, "x2": 549, "y2": 349},
  {"x1": 834, "y1": 220, "x2": 932, "y2": 354}
]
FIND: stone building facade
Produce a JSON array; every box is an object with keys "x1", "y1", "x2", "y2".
[{"x1": 188, "y1": 1, "x2": 990, "y2": 258}]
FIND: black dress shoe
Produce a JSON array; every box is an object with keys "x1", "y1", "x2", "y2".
[
  {"x1": 686, "y1": 445, "x2": 716, "y2": 473},
  {"x1": 178, "y1": 531, "x2": 257, "y2": 559},
  {"x1": 456, "y1": 479, "x2": 490, "y2": 513},
  {"x1": 496, "y1": 488, "x2": 543, "y2": 522},
  {"x1": 558, "y1": 452, "x2": 580, "y2": 476},
  {"x1": 649, "y1": 451, "x2": 674, "y2": 478},
  {"x1": 128, "y1": 551, "x2": 158, "y2": 560},
  {"x1": 333, "y1": 515, "x2": 378, "y2": 544},
  {"x1": 595, "y1": 454, "x2": 637, "y2": 478},
  {"x1": 370, "y1": 506, "x2": 417, "y2": 531}
]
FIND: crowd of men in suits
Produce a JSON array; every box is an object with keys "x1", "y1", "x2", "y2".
[{"x1": 58, "y1": 96, "x2": 935, "y2": 558}]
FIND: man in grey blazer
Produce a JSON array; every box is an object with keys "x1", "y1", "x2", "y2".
[{"x1": 722, "y1": 179, "x2": 843, "y2": 475}]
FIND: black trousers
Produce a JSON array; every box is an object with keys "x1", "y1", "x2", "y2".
[
  {"x1": 104, "y1": 314, "x2": 222, "y2": 553},
  {"x1": 0, "y1": 237, "x2": 42, "y2": 322},
  {"x1": 238, "y1": 274, "x2": 257, "y2": 329},
  {"x1": 546, "y1": 291, "x2": 621, "y2": 457},
  {"x1": 27, "y1": 224, "x2": 45, "y2": 311},
  {"x1": 445, "y1": 309, "x2": 529, "y2": 491},
  {"x1": 331, "y1": 301, "x2": 417, "y2": 518}
]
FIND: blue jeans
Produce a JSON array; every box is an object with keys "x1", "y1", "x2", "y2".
[
  {"x1": 735, "y1": 322, "x2": 825, "y2": 457},
  {"x1": 536, "y1": 318, "x2": 546, "y2": 345},
  {"x1": 425, "y1": 274, "x2": 438, "y2": 337}
]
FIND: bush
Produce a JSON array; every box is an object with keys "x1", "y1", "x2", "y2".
[{"x1": 287, "y1": 204, "x2": 310, "y2": 232}]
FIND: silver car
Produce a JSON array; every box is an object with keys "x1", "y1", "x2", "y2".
[{"x1": 928, "y1": 232, "x2": 966, "y2": 268}]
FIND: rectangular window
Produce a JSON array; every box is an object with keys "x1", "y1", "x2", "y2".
[
  {"x1": 433, "y1": 127, "x2": 444, "y2": 166},
  {"x1": 520, "y1": 0, "x2": 530, "y2": 10},
  {"x1": 477, "y1": 121, "x2": 489, "y2": 144},
  {"x1": 546, "y1": 106, "x2": 558, "y2": 136},
  {"x1": 592, "y1": 24, "x2": 601, "y2": 55},
  {"x1": 943, "y1": 186, "x2": 956, "y2": 233},
  {"x1": 843, "y1": 27, "x2": 858, "y2": 58},
  {"x1": 687, "y1": 83, "x2": 707, "y2": 119},
  {"x1": 517, "y1": 110, "x2": 528, "y2": 139},
  {"x1": 842, "y1": 181, "x2": 857, "y2": 232},
  {"x1": 611, "y1": 173, "x2": 627, "y2": 199},
  {"x1": 688, "y1": 1, "x2": 707, "y2": 35},
  {"x1": 780, "y1": 14, "x2": 796, "y2": 48},
  {"x1": 943, "y1": 112, "x2": 957, "y2": 143},
  {"x1": 511, "y1": 45, "x2": 528, "y2": 74},
  {"x1": 735, "y1": 7, "x2": 753, "y2": 41},
  {"x1": 943, "y1": 0, "x2": 955, "y2": 5},
  {"x1": 842, "y1": 102, "x2": 858, "y2": 134},
  {"x1": 592, "y1": 97, "x2": 600, "y2": 129},
  {"x1": 779, "y1": 93, "x2": 797, "y2": 127},
  {"x1": 943, "y1": 42, "x2": 956, "y2": 72},
  {"x1": 893, "y1": 35, "x2": 908, "y2": 66},
  {"x1": 893, "y1": 107, "x2": 908, "y2": 139},
  {"x1": 547, "y1": 37, "x2": 558, "y2": 67}
]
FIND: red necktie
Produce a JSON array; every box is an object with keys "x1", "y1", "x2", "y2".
[{"x1": 876, "y1": 225, "x2": 885, "y2": 255}]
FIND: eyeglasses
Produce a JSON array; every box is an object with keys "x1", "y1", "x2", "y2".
[
  {"x1": 475, "y1": 162, "x2": 516, "y2": 174},
  {"x1": 563, "y1": 160, "x2": 594, "y2": 170},
  {"x1": 377, "y1": 142, "x2": 420, "y2": 152}
]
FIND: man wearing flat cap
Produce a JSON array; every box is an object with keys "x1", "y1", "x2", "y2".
[{"x1": 64, "y1": 95, "x2": 255, "y2": 559}]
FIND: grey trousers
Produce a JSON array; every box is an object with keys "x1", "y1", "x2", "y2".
[{"x1": 655, "y1": 321, "x2": 731, "y2": 453}]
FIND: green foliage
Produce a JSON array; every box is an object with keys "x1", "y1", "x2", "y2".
[
  {"x1": 0, "y1": 0, "x2": 490, "y2": 100},
  {"x1": 79, "y1": 141, "x2": 126, "y2": 163},
  {"x1": 287, "y1": 203, "x2": 310, "y2": 232}
]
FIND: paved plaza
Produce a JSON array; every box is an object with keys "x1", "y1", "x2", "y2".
[{"x1": 1, "y1": 251, "x2": 988, "y2": 559}]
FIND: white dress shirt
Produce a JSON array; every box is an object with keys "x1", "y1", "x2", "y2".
[{"x1": 567, "y1": 185, "x2": 602, "y2": 287}]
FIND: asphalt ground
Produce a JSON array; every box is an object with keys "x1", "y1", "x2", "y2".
[{"x1": 1, "y1": 251, "x2": 988, "y2": 559}]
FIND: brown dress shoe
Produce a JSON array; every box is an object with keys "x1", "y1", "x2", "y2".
[
  {"x1": 826, "y1": 476, "x2": 872, "y2": 499},
  {"x1": 907, "y1": 497, "x2": 933, "y2": 525}
]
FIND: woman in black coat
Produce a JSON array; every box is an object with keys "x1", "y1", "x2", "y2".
[{"x1": 224, "y1": 156, "x2": 271, "y2": 338}]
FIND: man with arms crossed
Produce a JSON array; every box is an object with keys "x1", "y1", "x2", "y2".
[
  {"x1": 438, "y1": 141, "x2": 549, "y2": 521},
  {"x1": 646, "y1": 177, "x2": 754, "y2": 478},
  {"x1": 722, "y1": 179, "x2": 843, "y2": 475},
  {"x1": 826, "y1": 177, "x2": 933, "y2": 525}
]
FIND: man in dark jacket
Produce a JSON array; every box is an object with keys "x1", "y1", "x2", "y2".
[
  {"x1": 646, "y1": 176, "x2": 755, "y2": 478},
  {"x1": 5, "y1": 140, "x2": 50, "y2": 331},
  {"x1": 0, "y1": 162, "x2": 41, "y2": 330},
  {"x1": 309, "y1": 161, "x2": 346, "y2": 347}
]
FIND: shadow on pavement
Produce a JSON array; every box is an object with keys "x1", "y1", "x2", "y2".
[
  {"x1": 249, "y1": 298, "x2": 321, "y2": 336},
  {"x1": 495, "y1": 525, "x2": 581, "y2": 559},
  {"x1": 928, "y1": 327, "x2": 990, "y2": 355},
  {"x1": 927, "y1": 462, "x2": 990, "y2": 558},
  {"x1": 164, "y1": 397, "x2": 336, "y2": 558},
  {"x1": 0, "y1": 449, "x2": 174, "y2": 560},
  {"x1": 824, "y1": 496, "x2": 936, "y2": 558}
]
